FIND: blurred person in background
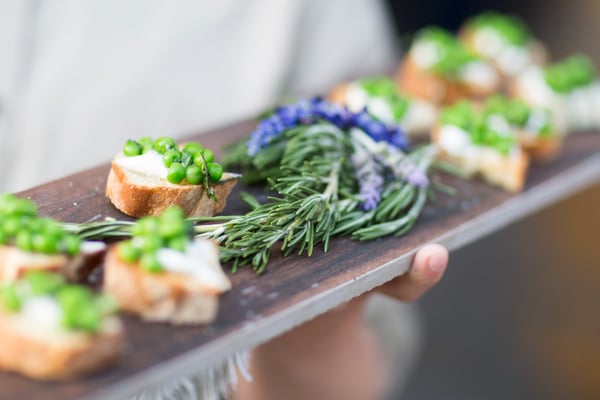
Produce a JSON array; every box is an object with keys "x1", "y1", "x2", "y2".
[{"x1": 0, "y1": 1, "x2": 448, "y2": 400}]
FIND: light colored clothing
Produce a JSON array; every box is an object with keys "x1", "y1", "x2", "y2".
[{"x1": 0, "y1": 0, "x2": 397, "y2": 192}]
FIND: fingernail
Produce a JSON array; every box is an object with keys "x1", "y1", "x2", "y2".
[{"x1": 427, "y1": 253, "x2": 446, "y2": 273}]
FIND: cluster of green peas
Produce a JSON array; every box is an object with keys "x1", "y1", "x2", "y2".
[
  {"x1": 117, "y1": 206, "x2": 194, "y2": 273},
  {"x1": 123, "y1": 136, "x2": 224, "y2": 185},
  {"x1": 0, "y1": 194, "x2": 80, "y2": 255},
  {"x1": 544, "y1": 55, "x2": 596, "y2": 94},
  {"x1": 0, "y1": 271, "x2": 116, "y2": 332}
]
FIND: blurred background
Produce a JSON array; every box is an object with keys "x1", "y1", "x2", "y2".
[
  {"x1": 383, "y1": 0, "x2": 600, "y2": 399},
  {"x1": 0, "y1": 1, "x2": 598, "y2": 398}
]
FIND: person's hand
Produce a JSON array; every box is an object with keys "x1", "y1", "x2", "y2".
[{"x1": 232, "y1": 244, "x2": 449, "y2": 400}]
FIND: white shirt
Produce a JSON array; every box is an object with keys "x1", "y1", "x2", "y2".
[{"x1": 0, "y1": 0, "x2": 397, "y2": 192}]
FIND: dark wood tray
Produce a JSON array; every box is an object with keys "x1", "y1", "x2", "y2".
[{"x1": 3, "y1": 120, "x2": 600, "y2": 400}]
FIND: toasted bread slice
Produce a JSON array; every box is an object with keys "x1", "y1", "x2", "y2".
[
  {"x1": 516, "y1": 130, "x2": 563, "y2": 162},
  {"x1": 395, "y1": 56, "x2": 499, "y2": 105},
  {"x1": 103, "y1": 241, "x2": 230, "y2": 325},
  {"x1": 432, "y1": 126, "x2": 529, "y2": 192},
  {"x1": 0, "y1": 309, "x2": 123, "y2": 380},
  {"x1": 0, "y1": 241, "x2": 106, "y2": 283},
  {"x1": 106, "y1": 158, "x2": 238, "y2": 218}
]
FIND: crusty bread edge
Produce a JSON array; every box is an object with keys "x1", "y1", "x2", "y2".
[
  {"x1": 103, "y1": 246, "x2": 220, "y2": 325},
  {"x1": 432, "y1": 126, "x2": 529, "y2": 192},
  {"x1": 0, "y1": 311, "x2": 123, "y2": 381},
  {"x1": 106, "y1": 161, "x2": 238, "y2": 218}
]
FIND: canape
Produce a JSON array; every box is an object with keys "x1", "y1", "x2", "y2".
[
  {"x1": 396, "y1": 26, "x2": 500, "y2": 105},
  {"x1": 482, "y1": 95, "x2": 562, "y2": 161},
  {"x1": 0, "y1": 271, "x2": 123, "y2": 380},
  {"x1": 0, "y1": 194, "x2": 106, "y2": 282},
  {"x1": 459, "y1": 11, "x2": 547, "y2": 78},
  {"x1": 512, "y1": 54, "x2": 600, "y2": 132},
  {"x1": 433, "y1": 101, "x2": 529, "y2": 192},
  {"x1": 103, "y1": 206, "x2": 231, "y2": 325},
  {"x1": 106, "y1": 136, "x2": 239, "y2": 218}
]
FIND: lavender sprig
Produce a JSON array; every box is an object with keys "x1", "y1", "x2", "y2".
[{"x1": 247, "y1": 98, "x2": 408, "y2": 156}]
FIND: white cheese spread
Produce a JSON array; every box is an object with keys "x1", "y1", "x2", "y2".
[
  {"x1": 156, "y1": 239, "x2": 231, "y2": 292},
  {"x1": 114, "y1": 149, "x2": 168, "y2": 180}
]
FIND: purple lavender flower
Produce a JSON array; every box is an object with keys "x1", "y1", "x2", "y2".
[
  {"x1": 352, "y1": 142, "x2": 385, "y2": 211},
  {"x1": 406, "y1": 168, "x2": 429, "y2": 187},
  {"x1": 246, "y1": 97, "x2": 409, "y2": 156}
]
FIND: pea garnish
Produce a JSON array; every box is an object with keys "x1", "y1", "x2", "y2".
[
  {"x1": 0, "y1": 271, "x2": 118, "y2": 333},
  {"x1": 544, "y1": 55, "x2": 596, "y2": 94},
  {"x1": 121, "y1": 136, "x2": 225, "y2": 190},
  {"x1": 116, "y1": 206, "x2": 195, "y2": 274},
  {"x1": 0, "y1": 194, "x2": 81, "y2": 256}
]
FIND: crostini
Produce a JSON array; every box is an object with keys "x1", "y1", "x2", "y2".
[
  {"x1": 512, "y1": 54, "x2": 600, "y2": 132},
  {"x1": 396, "y1": 26, "x2": 500, "y2": 105},
  {"x1": 329, "y1": 76, "x2": 437, "y2": 139},
  {"x1": 433, "y1": 101, "x2": 529, "y2": 192},
  {"x1": 106, "y1": 136, "x2": 239, "y2": 218},
  {"x1": 0, "y1": 194, "x2": 106, "y2": 283},
  {"x1": 103, "y1": 206, "x2": 231, "y2": 325},
  {"x1": 482, "y1": 95, "x2": 562, "y2": 161},
  {"x1": 0, "y1": 271, "x2": 123, "y2": 380},
  {"x1": 459, "y1": 11, "x2": 547, "y2": 79}
]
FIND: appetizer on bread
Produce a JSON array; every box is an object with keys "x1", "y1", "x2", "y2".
[
  {"x1": 482, "y1": 95, "x2": 562, "y2": 161},
  {"x1": 104, "y1": 206, "x2": 231, "y2": 325},
  {"x1": 459, "y1": 11, "x2": 547, "y2": 78},
  {"x1": 433, "y1": 101, "x2": 529, "y2": 192},
  {"x1": 396, "y1": 26, "x2": 500, "y2": 105},
  {"x1": 329, "y1": 76, "x2": 437, "y2": 139},
  {"x1": 512, "y1": 55, "x2": 600, "y2": 132},
  {"x1": 0, "y1": 194, "x2": 106, "y2": 282},
  {"x1": 106, "y1": 136, "x2": 239, "y2": 218},
  {"x1": 0, "y1": 271, "x2": 123, "y2": 380}
]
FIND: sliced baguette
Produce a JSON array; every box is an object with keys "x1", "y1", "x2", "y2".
[
  {"x1": 395, "y1": 56, "x2": 498, "y2": 105},
  {"x1": 0, "y1": 310, "x2": 123, "y2": 380},
  {"x1": 103, "y1": 241, "x2": 230, "y2": 325},
  {"x1": 0, "y1": 242, "x2": 106, "y2": 283},
  {"x1": 516, "y1": 131, "x2": 563, "y2": 162},
  {"x1": 106, "y1": 159, "x2": 238, "y2": 218},
  {"x1": 432, "y1": 126, "x2": 529, "y2": 192}
]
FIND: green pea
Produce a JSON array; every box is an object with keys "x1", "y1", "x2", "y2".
[
  {"x1": 117, "y1": 241, "x2": 140, "y2": 262},
  {"x1": 163, "y1": 149, "x2": 181, "y2": 167},
  {"x1": 123, "y1": 140, "x2": 143, "y2": 157},
  {"x1": 207, "y1": 163, "x2": 224, "y2": 182},
  {"x1": 2, "y1": 215, "x2": 25, "y2": 236},
  {"x1": 61, "y1": 235, "x2": 81, "y2": 256},
  {"x1": 26, "y1": 270, "x2": 64, "y2": 295},
  {"x1": 153, "y1": 136, "x2": 176, "y2": 154},
  {"x1": 167, "y1": 162, "x2": 186, "y2": 184},
  {"x1": 193, "y1": 154, "x2": 207, "y2": 170},
  {"x1": 167, "y1": 236, "x2": 187, "y2": 252},
  {"x1": 158, "y1": 207, "x2": 186, "y2": 237},
  {"x1": 65, "y1": 306, "x2": 100, "y2": 332},
  {"x1": 0, "y1": 285, "x2": 21, "y2": 312},
  {"x1": 32, "y1": 233, "x2": 59, "y2": 254},
  {"x1": 183, "y1": 142, "x2": 203, "y2": 157},
  {"x1": 140, "y1": 253, "x2": 163, "y2": 273},
  {"x1": 140, "y1": 235, "x2": 164, "y2": 253},
  {"x1": 185, "y1": 164, "x2": 203, "y2": 185},
  {"x1": 137, "y1": 136, "x2": 154, "y2": 153},
  {"x1": 0, "y1": 197, "x2": 37, "y2": 217},
  {"x1": 15, "y1": 230, "x2": 33, "y2": 252},
  {"x1": 202, "y1": 149, "x2": 215, "y2": 163},
  {"x1": 132, "y1": 216, "x2": 160, "y2": 236}
]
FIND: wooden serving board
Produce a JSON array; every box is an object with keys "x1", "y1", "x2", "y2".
[{"x1": 3, "y1": 121, "x2": 600, "y2": 400}]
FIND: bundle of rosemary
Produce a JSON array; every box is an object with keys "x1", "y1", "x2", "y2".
[{"x1": 65, "y1": 98, "x2": 441, "y2": 273}]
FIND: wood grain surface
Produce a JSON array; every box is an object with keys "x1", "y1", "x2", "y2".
[{"x1": 2, "y1": 121, "x2": 600, "y2": 400}]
